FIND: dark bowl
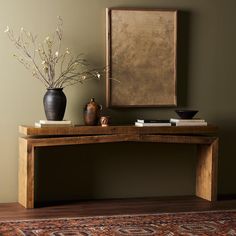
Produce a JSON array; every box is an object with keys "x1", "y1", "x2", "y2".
[{"x1": 175, "y1": 110, "x2": 198, "y2": 119}]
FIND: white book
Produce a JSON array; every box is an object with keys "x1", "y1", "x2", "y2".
[
  {"x1": 35, "y1": 122, "x2": 73, "y2": 128},
  {"x1": 135, "y1": 122, "x2": 171, "y2": 127},
  {"x1": 39, "y1": 120, "x2": 72, "y2": 125},
  {"x1": 174, "y1": 122, "x2": 208, "y2": 126},
  {"x1": 170, "y1": 118, "x2": 205, "y2": 123},
  {"x1": 137, "y1": 119, "x2": 170, "y2": 124}
]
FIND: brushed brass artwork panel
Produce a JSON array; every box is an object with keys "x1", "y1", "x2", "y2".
[{"x1": 106, "y1": 9, "x2": 177, "y2": 107}]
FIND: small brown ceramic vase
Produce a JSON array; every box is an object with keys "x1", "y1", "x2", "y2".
[
  {"x1": 84, "y1": 98, "x2": 102, "y2": 126},
  {"x1": 100, "y1": 116, "x2": 110, "y2": 127}
]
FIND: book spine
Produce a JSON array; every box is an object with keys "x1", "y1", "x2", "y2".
[
  {"x1": 170, "y1": 119, "x2": 205, "y2": 123},
  {"x1": 137, "y1": 120, "x2": 145, "y2": 123},
  {"x1": 137, "y1": 120, "x2": 170, "y2": 123},
  {"x1": 135, "y1": 122, "x2": 171, "y2": 127},
  {"x1": 174, "y1": 122, "x2": 207, "y2": 126},
  {"x1": 39, "y1": 120, "x2": 72, "y2": 125},
  {"x1": 35, "y1": 122, "x2": 73, "y2": 128},
  {"x1": 135, "y1": 122, "x2": 143, "y2": 127}
]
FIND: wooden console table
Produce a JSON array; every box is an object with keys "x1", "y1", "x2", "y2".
[{"x1": 19, "y1": 125, "x2": 219, "y2": 208}]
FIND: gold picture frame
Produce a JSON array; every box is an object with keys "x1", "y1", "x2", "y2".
[{"x1": 106, "y1": 8, "x2": 177, "y2": 107}]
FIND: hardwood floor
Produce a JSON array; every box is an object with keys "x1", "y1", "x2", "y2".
[{"x1": 1, "y1": 196, "x2": 236, "y2": 221}]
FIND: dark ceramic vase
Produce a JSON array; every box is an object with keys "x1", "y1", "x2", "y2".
[{"x1": 43, "y1": 88, "x2": 67, "y2": 121}]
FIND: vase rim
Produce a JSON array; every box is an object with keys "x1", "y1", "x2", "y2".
[{"x1": 47, "y1": 88, "x2": 63, "y2": 90}]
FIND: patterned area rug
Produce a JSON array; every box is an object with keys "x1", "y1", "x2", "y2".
[{"x1": 0, "y1": 211, "x2": 236, "y2": 235}]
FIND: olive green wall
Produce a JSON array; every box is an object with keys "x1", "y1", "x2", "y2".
[{"x1": 0, "y1": 0, "x2": 236, "y2": 203}]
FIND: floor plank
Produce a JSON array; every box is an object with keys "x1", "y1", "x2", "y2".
[{"x1": 0, "y1": 196, "x2": 236, "y2": 221}]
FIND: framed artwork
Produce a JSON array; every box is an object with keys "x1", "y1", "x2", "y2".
[{"x1": 106, "y1": 8, "x2": 177, "y2": 107}]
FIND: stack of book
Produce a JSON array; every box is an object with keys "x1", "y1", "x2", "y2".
[
  {"x1": 35, "y1": 120, "x2": 73, "y2": 128},
  {"x1": 135, "y1": 118, "x2": 208, "y2": 127},
  {"x1": 135, "y1": 119, "x2": 171, "y2": 127},
  {"x1": 170, "y1": 118, "x2": 207, "y2": 126}
]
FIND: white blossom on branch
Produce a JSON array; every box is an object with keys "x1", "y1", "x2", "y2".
[{"x1": 4, "y1": 17, "x2": 104, "y2": 88}]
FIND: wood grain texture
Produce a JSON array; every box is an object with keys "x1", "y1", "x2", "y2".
[
  {"x1": 18, "y1": 138, "x2": 35, "y2": 208},
  {"x1": 18, "y1": 138, "x2": 28, "y2": 208},
  {"x1": 140, "y1": 135, "x2": 216, "y2": 144},
  {"x1": 21, "y1": 134, "x2": 217, "y2": 150},
  {"x1": 19, "y1": 125, "x2": 218, "y2": 136},
  {"x1": 2, "y1": 196, "x2": 236, "y2": 221},
  {"x1": 18, "y1": 125, "x2": 219, "y2": 208},
  {"x1": 106, "y1": 8, "x2": 112, "y2": 107},
  {"x1": 27, "y1": 134, "x2": 140, "y2": 147},
  {"x1": 196, "y1": 138, "x2": 219, "y2": 201}
]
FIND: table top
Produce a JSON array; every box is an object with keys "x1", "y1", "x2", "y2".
[{"x1": 19, "y1": 125, "x2": 218, "y2": 136}]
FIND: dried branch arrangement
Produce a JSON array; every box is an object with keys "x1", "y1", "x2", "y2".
[{"x1": 4, "y1": 17, "x2": 102, "y2": 88}]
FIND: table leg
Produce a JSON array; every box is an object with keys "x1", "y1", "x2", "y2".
[
  {"x1": 196, "y1": 138, "x2": 219, "y2": 201},
  {"x1": 18, "y1": 138, "x2": 35, "y2": 208},
  {"x1": 18, "y1": 136, "x2": 219, "y2": 208}
]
